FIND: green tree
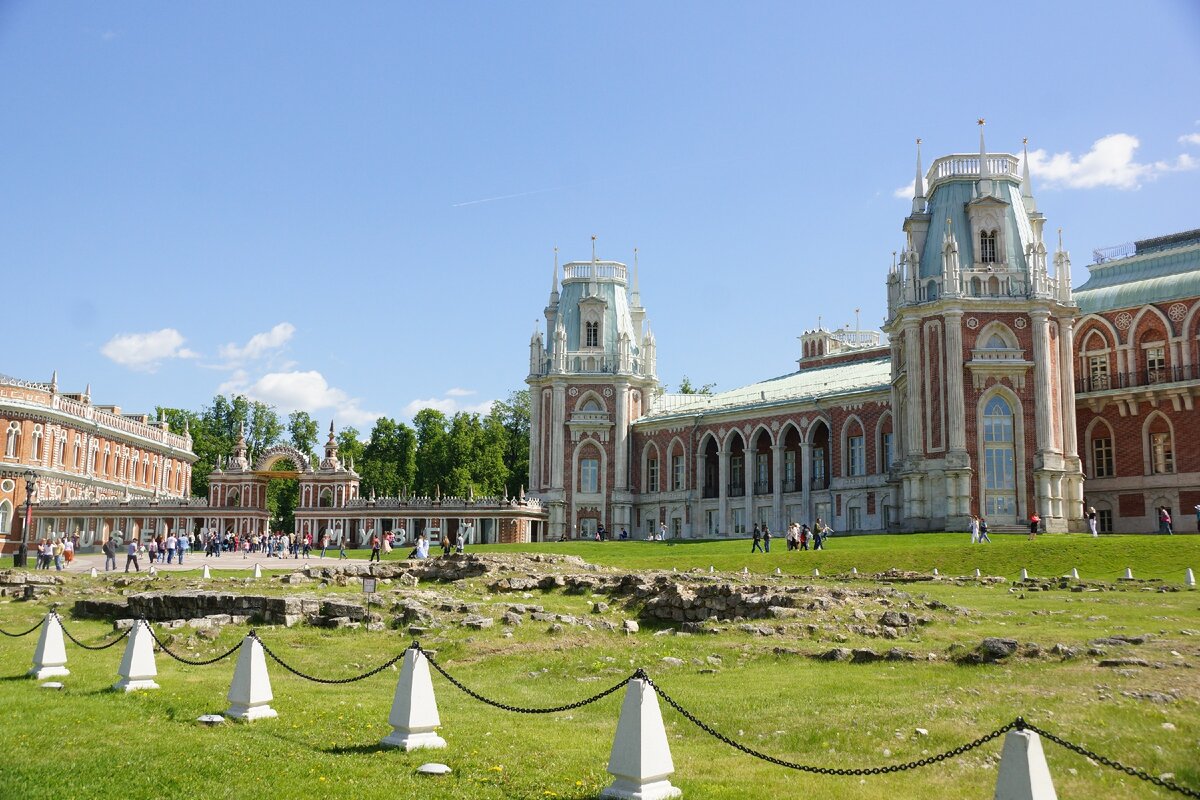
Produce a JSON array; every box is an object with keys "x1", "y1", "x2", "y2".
[
  {"x1": 678, "y1": 376, "x2": 716, "y2": 395},
  {"x1": 157, "y1": 396, "x2": 283, "y2": 497},
  {"x1": 413, "y1": 408, "x2": 450, "y2": 496},
  {"x1": 360, "y1": 417, "x2": 417, "y2": 498},
  {"x1": 487, "y1": 389, "x2": 530, "y2": 496},
  {"x1": 287, "y1": 411, "x2": 320, "y2": 464},
  {"x1": 336, "y1": 426, "x2": 365, "y2": 470},
  {"x1": 265, "y1": 458, "x2": 299, "y2": 533}
]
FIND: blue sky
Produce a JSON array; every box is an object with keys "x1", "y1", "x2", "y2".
[{"x1": 2, "y1": 2, "x2": 1198, "y2": 432}]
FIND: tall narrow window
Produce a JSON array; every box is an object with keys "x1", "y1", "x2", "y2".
[
  {"x1": 980, "y1": 230, "x2": 997, "y2": 263},
  {"x1": 585, "y1": 321, "x2": 599, "y2": 348},
  {"x1": 1146, "y1": 345, "x2": 1166, "y2": 383},
  {"x1": 1088, "y1": 355, "x2": 1110, "y2": 390},
  {"x1": 5, "y1": 422, "x2": 19, "y2": 458},
  {"x1": 31, "y1": 425, "x2": 43, "y2": 460},
  {"x1": 1092, "y1": 436, "x2": 1114, "y2": 478},
  {"x1": 848, "y1": 435, "x2": 865, "y2": 476},
  {"x1": 646, "y1": 457, "x2": 658, "y2": 492},
  {"x1": 0, "y1": 500, "x2": 10, "y2": 534},
  {"x1": 811, "y1": 447, "x2": 826, "y2": 488},
  {"x1": 1151, "y1": 432, "x2": 1174, "y2": 474},
  {"x1": 783, "y1": 451, "x2": 796, "y2": 486},
  {"x1": 982, "y1": 396, "x2": 1017, "y2": 519},
  {"x1": 672, "y1": 455, "x2": 685, "y2": 491},
  {"x1": 881, "y1": 432, "x2": 894, "y2": 472},
  {"x1": 580, "y1": 457, "x2": 599, "y2": 493},
  {"x1": 73, "y1": 436, "x2": 81, "y2": 468},
  {"x1": 730, "y1": 455, "x2": 743, "y2": 485}
]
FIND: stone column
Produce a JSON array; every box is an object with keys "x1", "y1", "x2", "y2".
[
  {"x1": 743, "y1": 448, "x2": 754, "y2": 532},
  {"x1": 527, "y1": 386, "x2": 541, "y2": 491},
  {"x1": 800, "y1": 441, "x2": 812, "y2": 523},
  {"x1": 550, "y1": 382, "x2": 566, "y2": 491},
  {"x1": 903, "y1": 322, "x2": 923, "y2": 455},
  {"x1": 771, "y1": 444, "x2": 784, "y2": 531},
  {"x1": 1030, "y1": 311, "x2": 1053, "y2": 450},
  {"x1": 943, "y1": 311, "x2": 967, "y2": 453},
  {"x1": 717, "y1": 446, "x2": 728, "y2": 536},
  {"x1": 614, "y1": 382, "x2": 630, "y2": 490},
  {"x1": 1058, "y1": 318, "x2": 1079, "y2": 460}
]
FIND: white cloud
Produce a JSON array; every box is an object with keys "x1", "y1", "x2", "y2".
[
  {"x1": 218, "y1": 322, "x2": 295, "y2": 363},
  {"x1": 1025, "y1": 133, "x2": 1197, "y2": 190},
  {"x1": 401, "y1": 396, "x2": 496, "y2": 419},
  {"x1": 101, "y1": 328, "x2": 198, "y2": 372},
  {"x1": 1179, "y1": 133, "x2": 1200, "y2": 147},
  {"x1": 892, "y1": 180, "x2": 915, "y2": 199},
  {"x1": 445, "y1": 387, "x2": 476, "y2": 397},
  {"x1": 221, "y1": 369, "x2": 383, "y2": 429}
]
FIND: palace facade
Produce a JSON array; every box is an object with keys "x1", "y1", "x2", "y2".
[
  {"x1": 527, "y1": 134, "x2": 1200, "y2": 537},
  {"x1": 0, "y1": 373, "x2": 197, "y2": 549}
]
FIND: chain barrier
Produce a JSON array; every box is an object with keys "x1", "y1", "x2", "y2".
[
  {"x1": 53, "y1": 612, "x2": 131, "y2": 651},
  {"x1": 0, "y1": 617, "x2": 45, "y2": 638},
  {"x1": 145, "y1": 621, "x2": 244, "y2": 666},
  {"x1": 251, "y1": 632, "x2": 403, "y2": 684},
  {"x1": 415, "y1": 643, "x2": 633, "y2": 714},
  {"x1": 1019, "y1": 719, "x2": 1200, "y2": 799},
  {"x1": 643, "y1": 671, "x2": 1015, "y2": 775}
]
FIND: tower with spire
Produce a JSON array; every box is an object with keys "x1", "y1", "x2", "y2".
[
  {"x1": 883, "y1": 122, "x2": 1083, "y2": 532},
  {"x1": 527, "y1": 240, "x2": 660, "y2": 539}
]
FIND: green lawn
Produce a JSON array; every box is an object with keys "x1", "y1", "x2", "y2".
[{"x1": 1, "y1": 533, "x2": 1197, "y2": 799}]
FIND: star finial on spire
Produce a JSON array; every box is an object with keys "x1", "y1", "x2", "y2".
[{"x1": 977, "y1": 118, "x2": 985, "y2": 127}]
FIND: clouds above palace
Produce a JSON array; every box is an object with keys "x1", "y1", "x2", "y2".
[
  {"x1": 400, "y1": 390, "x2": 496, "y2": 419},
  {"x1": 100, "y1": 328, "x2": 198, "y2": 372},
  {"x1": 217, "y1": 322, "x2": 295, "y2": 364},
  {"x1": 893, "y1": 132, "x2": 1199, "y2": 198},
  {"x1": 218, "y1": 368, "x2": 383, "y2": 428}
]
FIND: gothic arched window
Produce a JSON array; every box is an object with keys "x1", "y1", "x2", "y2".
[
  {"x1": 982, "y1": 396, "x2": 1016, "y2": 519},
  {"x1": 5, "y1": 422, "x2": 20, "y2": 458},
  {"x1": 980, "y1": 230, "x2": 998, "y2": 263},
  {"x1": 585, "y1": 321, "x2": 599, "y2": 348}
]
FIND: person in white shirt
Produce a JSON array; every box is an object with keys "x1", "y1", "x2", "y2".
[{"x1": 166, "y1": 533, "x2": 178, "y2": 563}]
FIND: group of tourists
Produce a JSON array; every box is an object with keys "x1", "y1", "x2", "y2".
[
  {"x1": 968, "y1": 515, "x2": 992, "y2": 543},
  {"x1": 751, "y1": 519, "x2": 831, "y2": 553},
  {"x1": 32, "y1": 534, "x2": 76, "y2": 570}
]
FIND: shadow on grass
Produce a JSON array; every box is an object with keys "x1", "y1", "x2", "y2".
[{"x1": 321, "y1": 742, "x2": 391, "y2": 755}]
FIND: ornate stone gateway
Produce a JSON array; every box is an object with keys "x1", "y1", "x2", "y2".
[{"x1": 204, "y1": 424, "x2": 546, "y2": 546}]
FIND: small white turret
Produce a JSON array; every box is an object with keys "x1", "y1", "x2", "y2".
[
  {"x1": 1054, "y1": 228, "x2": 1073, "y2": 302},
  {"x1": 1021, "y1": 137, "x2": 1037, "y2": 213}
]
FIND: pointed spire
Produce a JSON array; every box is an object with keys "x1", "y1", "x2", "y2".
[
  {"x1": 591, "y1": 234, "x2": 597, "y2": 262},
  {"x1": 83, "y1": 383, "x2": 91, "y2": 403},
  {"x1": 912, "y1": 138, "x2": 926, "y2": 214},
  {"x1": 50, "y1": 370, "x2": 58, "y2": 393},
  {"x1": 977, "y1": 118, "x2": 992, "y2": 197},
  {"x1": 631, "y1": 247, "x2": 641, "y2": 305},
  {"x1": 549, "y1": 246, "x2": 559, "y2": 304},
  {"x1": 1021, "y1": 137, "x2": 1037, "y2": 212}
]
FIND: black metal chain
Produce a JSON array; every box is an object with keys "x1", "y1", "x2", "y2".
[
  {"x1": 1020, "y1": 719, "x2": 1200, "y2": 798},
  {"x1": 644, "y1": 672, "x2": 1016, "y2": 775},
  {"x1": 53, "y1": 613, "x2": 131, "y2": 651},
  {"x1": 0, "y1": 617, "x2": 45, "y2": 637},
  {"x1": 415, "y1": 643, "x2": 633, "y2": 714},
  {"x1": 145, "y1": 622, "x2": 244, "y2": 666},
  {"x1": 251, "y1": 632, "x2": 403, "y2": 684}
]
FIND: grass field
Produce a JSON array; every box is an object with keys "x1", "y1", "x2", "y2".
[{"x1": 1, "y1": 533, "x2": 1197, "y2": 799}]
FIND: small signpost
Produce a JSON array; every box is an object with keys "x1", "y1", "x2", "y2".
[{"x1": 363, "y1": 576, "x2": 377, "y2": 619}]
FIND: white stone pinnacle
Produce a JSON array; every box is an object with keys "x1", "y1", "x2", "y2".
[
  {"x1": 225, "y1": 636, "x2": 277, "y2": 721},
  {"x1": 1185, "y1": 568, "x2": 1195, "y2": 588},
  {"x1": 203, "y1": 564, "x2": 211, "y2": 579},
  {"x1": 114, "y1": 620, "x2": 159, "y2": 692},
  {"x1": 29, "y1": 613, "x2": 70, "y2": 680},
  {"x1": 600, "y1": 677, "x2": 681, "y2": 800},
  {"x1": 993, "y1": 728, "x2": 1058, "y2": 799},
  {"x1": 381, "y1": 649, "x2": 446, "y2": 751},
  {"x1": 253, "y1": 563, "x2": 263, "y2": 579}
]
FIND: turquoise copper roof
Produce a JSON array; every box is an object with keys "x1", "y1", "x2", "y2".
[
  {"x1": 1074, "y1": 240, "x2": 1200, "y2": 314},
  {"x1": 639, "y1": 355, "x2": 892, "y2": 424},
  {"x1": 920, "y1": 179, "x2": 1032, "y2": 279}
]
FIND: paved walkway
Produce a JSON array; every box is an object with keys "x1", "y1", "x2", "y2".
[{"x1": 28, "y1": 549, "x2": 386, "y2": 575}]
